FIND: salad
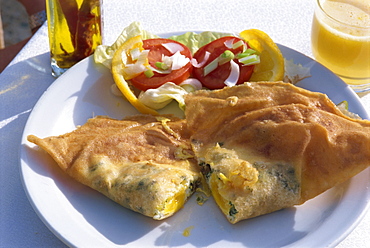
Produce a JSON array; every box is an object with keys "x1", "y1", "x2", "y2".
[{"x1": 94, "y1": 22, "x2": 308, "y2": 114}]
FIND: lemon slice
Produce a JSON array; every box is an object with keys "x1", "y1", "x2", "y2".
[
  {"x1": 240, "y1": 29, "x2": 284, "y2": 82},
  {"x1": 111, "y1": 35, "x2": 158, "y2": 115}
]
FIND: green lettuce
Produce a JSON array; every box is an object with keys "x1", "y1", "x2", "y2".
[
  {"x1": 94, "y1": 22, "x2": 159, "y2": 69},
  {"x1": 138, "y1": 82, "x2": 189, "y2": 110},
  {"x1": 168, "y1": 31, "x2": 235, "y2": 54}
]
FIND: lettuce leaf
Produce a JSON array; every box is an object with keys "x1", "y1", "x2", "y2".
[
  {"x1": 94, "y1": 22, "x2": 159, "y2": 69},
  {"x1": 138, "y1": 81, "x2": 202, "y2": 110},
  {"x1": 138, "y1": 82, "x2": 190, "y2": 110},
  {"x1": 168, "y1": 31, "x2": 235, "y2": 54}
]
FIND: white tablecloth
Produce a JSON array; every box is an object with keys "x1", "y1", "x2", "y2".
[{"x1": 1, "y1": 0, "x2": 369, "y2": 247}]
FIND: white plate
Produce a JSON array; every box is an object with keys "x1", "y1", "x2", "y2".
[{"x1": 20, "y1": 39, "x2": 370, "y2": 247}]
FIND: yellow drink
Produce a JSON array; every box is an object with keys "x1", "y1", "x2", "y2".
[
  {"x1": 311, "y1": 0, "x2": 370, "y2": 92},
  {"x1": 46, "y1": 0, "x2": 102, "y2": 77}
]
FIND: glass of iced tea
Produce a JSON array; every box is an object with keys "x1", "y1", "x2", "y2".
[
  {"x1": 46, "y1": 0, "x2": 103, "y2": 77},
  {"x1": 311, "y1": 0, "x2": 370, "y2": 92}
]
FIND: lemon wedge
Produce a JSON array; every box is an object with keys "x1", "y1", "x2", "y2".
[
  {"x1": 240, "y1": 29, "x2": 284, "y2": 82},
  {"x1": 111, "y1": 35, "x2": 158, "y2": 115}
]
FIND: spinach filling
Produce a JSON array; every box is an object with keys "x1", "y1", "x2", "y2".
[
  {"x1": 199, "y1": 161, "x2": 213, "y2": 179},
  {"x1": 254, "y1": 162, "x2": 300, "y2": 194},
  {"x1": 229, "y1": 201, "x2": 238, "y2": 217}
]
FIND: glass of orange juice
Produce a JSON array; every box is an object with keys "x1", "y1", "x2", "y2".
[
  {"x1": 46, "y1": 0, "x2": 103, "y2": 77},
  {"x1": 311, "y1": 0, "x2": 370, "y2": 92}
]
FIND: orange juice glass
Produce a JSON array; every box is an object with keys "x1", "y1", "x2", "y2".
[{"x1": 311, "y1": 0, "x2": 370, "y2": 92}]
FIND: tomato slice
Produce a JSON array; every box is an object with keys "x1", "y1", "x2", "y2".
[
  {"x1": 192, "y1": 36, "x2": 255, "y2": 90},
  {"x1": 130, "y1": 38, "x2": 193, "y2": 91}
]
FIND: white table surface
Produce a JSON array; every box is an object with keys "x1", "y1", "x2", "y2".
[{"x1": 1, "y1": 0, "x2": 369, "y2": 247}]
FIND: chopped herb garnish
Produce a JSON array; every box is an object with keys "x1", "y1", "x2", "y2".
[
  {"x1": 144, "y1": 69, "x2": 154, "y2": 78},
  {"x1": 136, "y1": 180, "x2": 145, "y2": 190},
  {"x1": 218, "y1": 50, "x2": 235, "y2": 65},
  {"x1": 196, "y1": 194, "x2": 208, "y2": 206},
  {"x1": 89, "y1": 161, "x2": 104, "y2": 172}
]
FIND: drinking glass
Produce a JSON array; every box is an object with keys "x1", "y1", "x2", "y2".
[
  {"x1": 46, "y1": 0, "x2": 103, "y2": 77},
  {"x1": 311, "y1": 0, "x2": 370, "y2": 92}
]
